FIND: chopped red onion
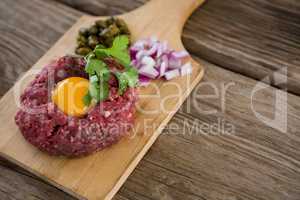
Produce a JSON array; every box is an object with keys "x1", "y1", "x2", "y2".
[
  {"x1": 139, "y1": 66, "x2": 159, "y2": 79},
  {"x1": 130, "y1": 37, "x2": 192, "y2": 84},
  {"x1": 130, "y1": 49, "x2": 138, "y2": 60},
  {"x1": 160, "y1": 61, "x2": 167, "y2": 77},
  {"x1": 141, "y1": 56, "x2": 156, "y2": 68},
  {"x1": 172, "y1": 51, "x2": 189, "y2": 58},
  {"x1": 164, "y1": 69, "x2": 180, "y2": 80},
  {"x1": 168, "y1": 56, "x2": 182, "y2": 69},
  {"x1": 132, "y1": 40, "x2": 146, "y2": 50},
  {"x1": 131, "y1": 59, "x2": 141, "y2": 69},
  {"x1": 181, "y1": 62, "x2": 192, "y2": 76},
  {"x1": 136, "y1": 50, "x2": 145, "y2": 61},
  {"x1": 143, "y1": 43, "x2": 158, "y2": 56},
  {"x1": 139, "y1": 75, "x2": 151, "y2": 86}
]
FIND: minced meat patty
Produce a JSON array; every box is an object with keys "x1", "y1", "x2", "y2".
[{"x1": 15, "y1": 56, "x2": 137, "y2": 157}]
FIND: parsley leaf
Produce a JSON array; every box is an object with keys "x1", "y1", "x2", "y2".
[
  {"x1": 115, "y1": 72, "x2": 128, "y2": 95},
  {"x1": 99, "y1": 80, "x2": 109, "y2": 101},
  {"x1": 89, "y1": 81, "x2": 100, "y2": 101},
  {"x1": 85, "y1": 59, "x2": 104, "y2": 75},
  {"x1": 95, "y1": 35, "x2": 131, "y2": 65},
  {"x1": 88, "y1": 79, "x2": 109, "y2": 103},
  {"x1": 115, "y1": 67, "x2": 138, "y2": 95},
  {"x1": 112, "y1": 35, "x2": 129, "y2": 51},
  {"x1": 85, "y1": 58, "x2": 110, "y2": 80},
  {"x1": 124, "y1": 67, "x2": 138, "y2": 87},
  {"x1": 110, "y1": 51, "x2": 130, "y2": 66},
  {"x1": 84, "y1": 51, "x2": 96, "y2": 61},
  {"x1": 90, "y1": 75, "x2": 98, "y2": 83},
  {"x1": 83, "y1": 35, "x2": 137, "y2": 105}
]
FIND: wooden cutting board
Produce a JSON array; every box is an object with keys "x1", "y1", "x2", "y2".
[{"x1": 0, "y1": 0, "x2": 205, "y2": 199}]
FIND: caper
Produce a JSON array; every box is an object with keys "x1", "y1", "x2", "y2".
[
  {"x1": 115, "y1": 18, "x2": 130, "y2": 35},
  {"x1": 115, "y1": 18, "x2": 126, "y2": 28},
  {"x1": 88, "y1": 35, "x2": 99, "y2": 48},
  {"x1": 99, "y1": 28, "x2": 110, "y2": 38},
  {"x1": 95, "y1": 20, "x2": 107, "y2": 29},
  {"x1": 108, "y1": 24, "x2": 120, "y2": 36},
  {"x1": 77, "y1": 35, "x2": 88, "y2": 43},
  {"x1": 76, "y1": 47, "x2": 92, "y2": 55},
  {"x1": 89, "y1": 25, "x2": 99, "y2": 35},
  {"x1": 77, "y1": 40, "x2": 86, "y2": 47},
  {"x1": 106, "y1": 17, "x2": 115, "y2": 26},
  {"x1": 79, "y1": 27, "x2": 89, "y2": 37},
  {"x1": 119, "y1": 26, "x2": 130, "y2": 35},
  {"x1": 75, "y1": 16, "x2": 131, "y2": 55},
  {"x1": 77, "y1": 35, "x2": 88, "y2": 47}
]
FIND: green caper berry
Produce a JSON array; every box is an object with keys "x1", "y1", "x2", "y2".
[
  {"x1": 76, "y1": 47, "x2": 92, "y2": 55},
  {"x1": 95, "y1": 20, "x2": 107, "y2": 29},
  {"x1": 77, "y1": 35, "x2": 88, "y2": 43},
  {"x1": 88, "y1": 35, "x2": 99, "y2": 48},
  {"x1": 75, "y1": 17, "x2": 131, "y2": 55},
  {"x1": 108, "y1": 24, "x2": 120, "y2": 36},
  {"x1": 115, "y1": 18, "x2": 127, "y2": 28},
  {"x1": 89, "y1": 25, "x2": 99, "y2": 35},
  {"x1": 77, "y1": 40, "x2": 86, "y2": 47},
  {"x1": 79, "y1": 27, "x2": 89, "y2": 37},
  {"x1": 105, "y1": 17, "x2": 115, "y2": 26},
  {"x1": 119, "y1": 26, "x2": 130, "y2": 35},
  {"x1": 99, "y1": 28, "x2": 110, "y2": 38}
]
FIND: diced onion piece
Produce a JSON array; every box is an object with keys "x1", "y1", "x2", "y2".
[
  {"x1": 156, "y1": 41, "x2": 167, "y2": 58},
  {"x1": 141, "y1": 56, "x2": 156, "y2": 68},
  {"x1": 132, "y1": 40, "x2": 146, "y2": 50},
  {"x1": 168, "y1": 57, "x2": 182, "y2": 69},
  {"x1": 181, "y1": 62, "x2": 193, "y2": 76},
  {"x1": 130, "y1": 49, "x2": 138, "y2": 60},
  {"x1": 164, "y1": 69, "x2": 180, "y2": 80},
  {"x1": 154, "y1": 57, "x2": 162, "y2": 69},
  {"x1": 172, "y1": 51, "x2": 189, "y2": 58},
  {"x1": 158, "y1": 55, "x2": 168, "y2": 76},
  {"x1": 139, "y1": 66, "x2": 159, "y2": 79},
  {"x1": 131, "y1": 59, "x2": 141, "y2": 69},
  {"x1": 144, "y1": 43, "x2": 158, "y2": 56},
  {"x1": 139, "y1": 75, "x2": 151, "y2": 86},
  {"x1": 159, "y1": 61, "x2": 167, "y2": 77},
  {"x1": 156, "y1": 43, "x2": 163, "y2": 58},
  {"x1": 136, "y1": 50, "x2": 145, "y2": 61},
  {"x1": 130, "y1": 37, "x2": 192, "y2": 84}
]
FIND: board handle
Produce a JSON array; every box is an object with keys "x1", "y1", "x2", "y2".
[
  {"x1": 122, "y1": 0, "x2": 205, "y2": 41},
  {"x1": 144, "y1": 0, "x2": 205, "y2": 25}
]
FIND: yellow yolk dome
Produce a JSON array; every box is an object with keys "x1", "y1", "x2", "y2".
[{"x1": 52, "y1": 77, "x2": 90, "y2": 117}]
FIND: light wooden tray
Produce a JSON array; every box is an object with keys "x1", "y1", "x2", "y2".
[{"x1": 0, "y1": 0, "x2": 205, "y2": 199}]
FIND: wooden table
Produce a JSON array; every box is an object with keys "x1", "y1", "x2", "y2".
[{"x1": 0, "y1": 0, "x2": 299, "y2": 199}]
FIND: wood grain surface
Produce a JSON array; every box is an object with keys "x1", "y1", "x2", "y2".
[{"x1": 0, "y1": 0, "x2": 299, "y2": 200}]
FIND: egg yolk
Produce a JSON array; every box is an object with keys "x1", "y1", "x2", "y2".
[{"x1": 52, "y1": 77, "x2": 90, "y2": 117}]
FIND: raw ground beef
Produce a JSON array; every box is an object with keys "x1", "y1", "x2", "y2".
[{"x1": 15, "y1": 56, "x2": 137, "y2": 157}]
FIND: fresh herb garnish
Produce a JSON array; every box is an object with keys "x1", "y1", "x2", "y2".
[
  {"x1": 94, "y1": 35, "x2": 131, "y2": 65},
  {"x1": 83, "y1": 35, "x2": 138, "y2": 106},
  {"x1": 114, "y1": 72, "x2": 128, "y2": 95},
  {"x1": 124, "y1": 67, "x2": 139, "y2": 87}
]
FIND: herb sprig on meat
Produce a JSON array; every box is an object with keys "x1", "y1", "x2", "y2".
[{"x1": 83, "y1": 35, "x2": 138, "y2": 106}]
